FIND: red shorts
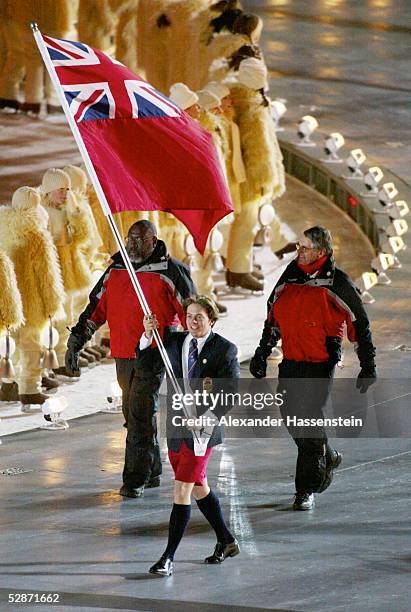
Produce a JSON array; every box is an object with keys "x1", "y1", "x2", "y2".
[{"x1": 168, "y1": 441, "x2": 213, "y2": 485}]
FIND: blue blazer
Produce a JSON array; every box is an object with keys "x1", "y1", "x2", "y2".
[{"x1": 164, "y1": 330, "x2": 240, "y2": 451}]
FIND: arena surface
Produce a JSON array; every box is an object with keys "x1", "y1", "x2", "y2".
[
  {"x1": 1, "y1": 415, "x2": 410, "y2": 612},
  {"x1": 1, "y1": 1, "x2": 410, "y2": 611}
]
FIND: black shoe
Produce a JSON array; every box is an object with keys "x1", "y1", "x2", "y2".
[
  {"x1": 216, "y1": 301, "x2": 228, "y2": 315},
  {"x1": 119, "y1": 484, "x2": 144, "y2": 498},
  {"x1": 204, "y1": 539, "x2": 240, "y2": 564},
  {"x1": 0, "y1": 97, "x2": 19, "y2": 111},
  {"x1": 41, "y1": 375, "x2": 59, "y2": 390},
  {"x1": 145, "y1": 476, "x2": 161, "y2": 489},
  {"x1": 293, "y1": 492, "x2": 315, "y2": 511},
  {"x1": 317, "y1": 449, "x2": 342, "y2": 493},
  {"x1": 149, "y1": 557, "x2": 173, "y2": 576},
  {"x1": 0, "y1": 381, "x2": 19, "y2": 402}
]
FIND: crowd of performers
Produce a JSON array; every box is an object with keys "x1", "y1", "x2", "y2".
[{"x1": 0, "y1": 1, "x2": 296, "y2": 408}]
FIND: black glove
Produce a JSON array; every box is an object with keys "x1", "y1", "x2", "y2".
[
  {"x1": 65, "y1": 333, "x2": 84, "y2": 375},
  {"x1": 64, "y1": 334, "x2": 83, "y2": 376},
  {"x1": 356, "y1": 365, "x2": 377, "y2": 394},
  {"x1": 65, "y1": 320, "x2": 97, "y2": 374},
  {"x1": 250, "y1": 347, "x2": 268, "y2": 379}
]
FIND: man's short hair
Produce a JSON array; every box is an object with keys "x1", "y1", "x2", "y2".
[
  {"x1": 183, "y1": 295, "x2": 219, "y2": 324},
  {"x1": 304, "y1": 226, "x2": 333, "y2": 255},
  {"x1": 128, "y1": 219, "x2": 157, "y2": 236}
]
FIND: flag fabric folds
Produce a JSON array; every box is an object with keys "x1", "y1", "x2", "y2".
[{"x1": 42, "y1": 35, "x2": 233, "y2": 253}]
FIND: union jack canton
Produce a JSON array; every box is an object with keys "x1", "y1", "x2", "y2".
[{"x1": 43, "y1": 35, "x2": 181, "y2": 123}]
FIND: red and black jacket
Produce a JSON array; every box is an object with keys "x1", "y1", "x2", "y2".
[
  {"x1": 71, "y1": 240, "x2": 196, "y2": 359},
  {"x1": 258, "y1": 255, "x2": 376, "y2": 367}
]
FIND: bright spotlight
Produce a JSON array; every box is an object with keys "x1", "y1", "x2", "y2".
[
  {"x1": 271, "y1": 99, "x2": 287, "y2": 131},
  {"x1": 380, "y1": 236, "x2": 406, "y2": 269},
  {"x1": 41, "y1": 396, "x2": 69, "y2": 430},
  {"x1": 361, "y1": 166, "x2": 384, "y2": 197},
  {"x1": 371, "y1": 253, "x2": 395, "y2": 285},
  {"x1": 321, "y1": 132, "x2": 345, "y2": 163},
  {"x1": 102, "y1": 381, "x2": 123, "y2": 414},
  {"x1": 183, "y1": 234, "x2": 198, "y2": 271},
  {"x1": 378, "y1": 182, "x2": 398, "y2": 207},
  {"x1": 355, "y1": 272, "x2": 378, "y2": 304},
  {"x1": 255, "y1": 203, "x2": 275, "y2": 246},
  {"x1": 385, "y1": 219, "x2": 408, "y2": 237},
  {"x1": 388, "y1": 200, "x2": 409, "y2": 219},
  {"x1": 205, "y1": 228, "x2": 224, "y2": 272},
  {"x1": 381, "y1": 235, "x2": 406, "y2": 255},
  {"x1": 343, "y1": 148, "x2": 366, "y2": 179},
  {"x1": 297, "y1": 115, "x2": 318, "y2": 146}
]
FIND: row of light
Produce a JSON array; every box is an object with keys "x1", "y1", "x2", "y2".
[{"x1": 270, "y1": 102, "x2": 409, "y2": 304}]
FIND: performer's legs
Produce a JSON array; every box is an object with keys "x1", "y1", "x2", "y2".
[
  {"x1": 15, "y1": 327, "x2": 42, "y2": 395},
  {"x1": 226, "y1": 204, "x2": 259, "y2": 274},
  {"x1": 122, "y1": 369, "x2": 163, "y2": 487},
  {"x1": 194, "y1": 483, "x2": 235, "y2": 546}
]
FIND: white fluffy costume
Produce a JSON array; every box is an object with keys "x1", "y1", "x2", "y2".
[
  {"x1": 226, "y1": 66, "x2": 286, "y2": 276},
  {"x1": 0, "y1": 250, "x2": 24, "y2": 335},
  {"x1": 0, "y1": 187, "x2": 65, "y2": 395},
  {"x1": 41, "y1": 168, "x2": 92, "y2": 363},
  {"x1": 0, "y1": 0, "x2": 73, "y2": 112}
]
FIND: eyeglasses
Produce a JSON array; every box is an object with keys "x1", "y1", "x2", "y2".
[
  {"x1": 127, "y1": 235, "x2": 153, "y2": 245},
  {"x1": 296, "y1": 242, "x2": 317, "y2": 253}
]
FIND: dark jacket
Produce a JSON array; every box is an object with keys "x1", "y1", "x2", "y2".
[
  {"x1": 147, "y1": 330, "x2": 240, "y2": 451},
  {"x1": 258, "y1": 255, "x2": 376, "y2": 367},
  {"x1": 71, "y1": 240, "x2": 196, "y2": 358}
]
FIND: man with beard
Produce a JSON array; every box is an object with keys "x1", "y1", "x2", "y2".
[{"x1": 65, "y1": 220, "x2": 196, "y2": 498}]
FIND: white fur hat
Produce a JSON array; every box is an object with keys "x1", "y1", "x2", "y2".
[
  {"x1": 237, "y1": 57, "x2": 268, "y2": 90},
  {"x1": 169, "y1": 83, "x2": 199, "y2": 110},
  {"x1": 41, "y1": 168, "x2": 71, "y2": 195},
  {"x1": 205, "y1": 81, "x2": 230, "y2": 100},
  {"x1": 11, "y1": 186, "x2": 41, "y2": 210},
  {"x1": 63, "y1": 165, "x2": 87, "y2": 195},
  {"x1": 197, "y1": 89, "x2": 221, "y2": 111}
]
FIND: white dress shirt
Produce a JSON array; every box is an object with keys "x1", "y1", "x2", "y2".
[{"x1": 139, "y1": 329, "x2": 212, "y2": 391}]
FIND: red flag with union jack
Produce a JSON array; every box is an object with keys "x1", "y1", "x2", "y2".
[{"x1": 41, "y1": 35, "x2": 233, "y2": 253}]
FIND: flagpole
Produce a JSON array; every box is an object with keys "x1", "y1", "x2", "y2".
[{"x1": 31, "y1": 23, "x2": 199, "y2": 439}]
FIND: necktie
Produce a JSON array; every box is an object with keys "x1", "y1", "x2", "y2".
[{"x1": 187, "y1": 338, "x2": 198, "y2": 379}]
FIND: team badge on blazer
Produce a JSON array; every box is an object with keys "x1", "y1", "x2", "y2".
[{"x1": 203, "y1": 376, "x2": 213, "y2": 392}]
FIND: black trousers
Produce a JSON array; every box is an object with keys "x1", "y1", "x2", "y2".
[
  {"x1": 278, "y1": 359, "x2": 335, "y2": 494},
  {"x1": 115, "y1": 350, "x2": 164, "y2": 487}
]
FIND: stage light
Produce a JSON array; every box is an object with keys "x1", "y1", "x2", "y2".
[
  {"x1": 380, "y1": 236, "x2": 406, "y2": 268},
  {"x1": 361, "y1": 166, "x2": 384, "y2": 196},
  {"x1": 381, "y1": 235, "x2": 406, "y2": 254},
  {"x1": 297, "y1": 115, "x2": 318, "y2": 146},
  {"x1": 40, "y1": 320, "x2": 60, "y2": 370},
  {"x1": 388, "y1": 200, "x2": 409, "y2": 219},
  {"x1": 41, "y1": 396, "x2": 69, "y2": 430},
  {"x1": 255, "y1": 203, "x2": 275, "y2": 245},
  {"x1": 385, "y1": 219, "x2": 408, "y2": 237},
  {"x1": 206, "y1": 228, "x2": 224, "y2": 271},
  {"x1": 371, "y1": 253, "x2": 395, "y2": 285},
  {"x1": 102, "y1": 381, "x2": 123, "y2": 414},
  {"x1": 321, "y1": 132, "x2": 345, "y2": 163},
  {"x1": 355, "y1": 272, "x2": 378, "y2": 304},
  {"x1": 0, "y1": 331, "x2": 16, "y2": 379},
  {"x1": 183, "y1": 234, "x2": 198, "y2": 271},
  {"x1": 378, "y1": 182, "x2": 398, "y2": 207},
  {"x1": 343, "y1": 148, "x2": 366, "y2": 179},
  {"x1": 271, "y1": 99, "x2": 287, "y2": 131}
]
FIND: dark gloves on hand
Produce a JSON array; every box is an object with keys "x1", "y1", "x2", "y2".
[
  {"x1": 64, "y1": 334, "x2": 83, "y2": 376},
  {"x1": 250, "y1": 347, "x2": 268, "y2": 379},
  {"x1": 356, "y1": 365, "x2": 377, "y2": 394}
]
